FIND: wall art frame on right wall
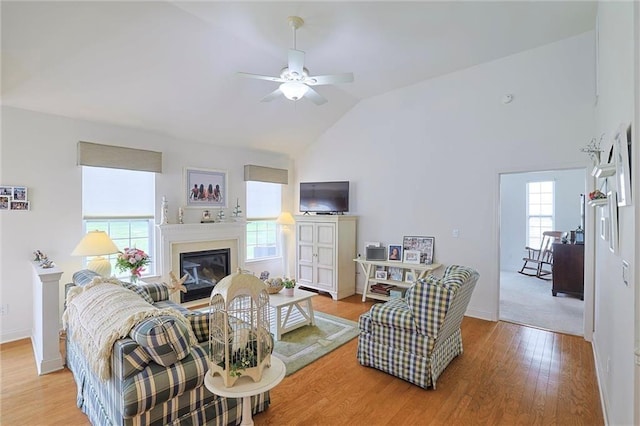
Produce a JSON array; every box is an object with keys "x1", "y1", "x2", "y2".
[
  {"x1": 607, "y1": 190, "x2": 618, "y2": 254},
  {"x1": 614, "y1": 123, "x2": 632, "y2": 207}
]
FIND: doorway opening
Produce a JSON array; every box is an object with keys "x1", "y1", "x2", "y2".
[{"x1": 499, "y1": 168, "x2": 585, "y2": 336}]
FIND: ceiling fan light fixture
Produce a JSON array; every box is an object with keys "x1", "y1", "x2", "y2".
[{"x1": 280, "y1": 82, "x2": 308, "y2": 101}]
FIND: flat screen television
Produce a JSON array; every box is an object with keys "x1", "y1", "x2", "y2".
[{"x1": 300, "y1": 181, "x2": 349, "y2": 214}]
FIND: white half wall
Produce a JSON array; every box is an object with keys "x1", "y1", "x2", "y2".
[
  {"x1": 0, "y1": 106, "x2": 291, "y2": 343},
  {"x1": 295, "y1": 32, "x2": 595, "y2": 322}
]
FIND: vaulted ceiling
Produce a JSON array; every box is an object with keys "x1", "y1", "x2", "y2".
[{"x1": 1, "y1": 1, "x2": 597, "y2": 155}]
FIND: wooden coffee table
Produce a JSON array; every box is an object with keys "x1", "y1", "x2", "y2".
[{"x1": 268, "y1": 288, "x2": 316, "y2": 340}]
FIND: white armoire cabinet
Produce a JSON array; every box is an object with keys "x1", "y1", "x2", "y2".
[{"x1": 294, "y1": 215, "x2": 357, "y2": 300}]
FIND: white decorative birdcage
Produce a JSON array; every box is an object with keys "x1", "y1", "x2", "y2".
[{"x1": 208, "y1": 269, "x2": 273, "y2": 387}]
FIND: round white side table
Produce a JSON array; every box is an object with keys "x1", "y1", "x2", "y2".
[{"x1": 204, "y1": 356, "x2": 285, "y2": 426}]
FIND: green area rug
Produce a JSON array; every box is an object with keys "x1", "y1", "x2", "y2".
[{"x1": 272, "y1": 312, "x2": 359, "y2": 376}]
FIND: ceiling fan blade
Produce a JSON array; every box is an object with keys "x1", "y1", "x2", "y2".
[
  {"x1": 304, "y1": 87, "x2": 327, "y2": 105},
  {"x1": 237, "y1": 72, "x2": 284, "y2": 83},
  {"x1": 288, "y1": 49, "x2": 305, "y2": 77},
  {"x1": 306, "y1": 72, "x2": 354, "y2": 86},
  {"x1": 260, "y1": 88, "x2": 283, "y2": 103}
]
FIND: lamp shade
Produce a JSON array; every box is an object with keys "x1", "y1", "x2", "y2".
[
  {"x1": 72, "y1": 231, "x2": 119, "y2": 277},
  {"x1": 276, "y1": 212, "x2": 295, "y2": 226},
  {"x1": 72, "y1": 230, "x2": 119, "y2": 256}
]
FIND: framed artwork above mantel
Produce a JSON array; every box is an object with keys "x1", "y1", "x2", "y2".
[{"x1": 184, "y1": 167, "x2": 228, "y2": 209}]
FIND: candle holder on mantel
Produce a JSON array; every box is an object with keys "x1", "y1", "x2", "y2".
[{"x1": 232, "y1": 198, "x2": 242, "y2": 219}]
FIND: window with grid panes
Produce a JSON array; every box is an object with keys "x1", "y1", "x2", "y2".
[
  {"x1": 81, "y1": 166, "x2": 156, "y2": 277},
  {"x1": 526, "y1": 181, "x2": 554, "y2": 248},
  {"x1": 246, "y1": 181, "x2": 281, "y2": 261}
]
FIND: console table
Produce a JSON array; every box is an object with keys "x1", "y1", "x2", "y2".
[
  {"x1": 354, "y1": 258, "x2": 442, "y2": 301},
  {"x1": 551, "y1": 243, "x2": 584, "y2": 300}
]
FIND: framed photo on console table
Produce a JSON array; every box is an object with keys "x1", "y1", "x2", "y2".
[
  {"x1": 403, "y1": 249, "x2": 421, "y2": 264},
  {"x1": 184, "y1": 167, "x2": 227, "y2": 208},
  {"x1": 387, "y1": 244, "x2": 403, "y2": 261},
  {"x1": 403, "y1": 236, "x2": 435, "y2": 264}
]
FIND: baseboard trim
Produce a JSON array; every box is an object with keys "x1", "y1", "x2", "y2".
[
  {"x1": 0, "y1": 328, "x2": 31, "y2": 345},
  {"x1": 591, "y1": 332, "x2": 610, "y2": 426}
]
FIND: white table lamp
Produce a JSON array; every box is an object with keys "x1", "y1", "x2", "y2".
[{"x1": 72, "y1": 230, "x2": 119, "y2": 277}]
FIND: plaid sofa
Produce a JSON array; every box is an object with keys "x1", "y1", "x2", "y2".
[
  {"x1": 65, "y1": 270, "x2": 270, "y2": 425},
  {"x1": 357, "y1": 265, "x2": 479, "y2": 389}
]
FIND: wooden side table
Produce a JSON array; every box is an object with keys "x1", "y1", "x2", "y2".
[
  {"x1": 204, "y1": 356, "x2": 285, "y2": 426},
  {"x1": 268, "y1": 288, "x2": 316, "y2": 340}
]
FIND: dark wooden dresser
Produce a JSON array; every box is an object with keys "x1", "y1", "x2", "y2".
[{"x1": 552, "y1": 243, "x2": 584, "y2": 300}]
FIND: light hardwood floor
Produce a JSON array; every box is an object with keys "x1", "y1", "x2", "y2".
[{"x1": 1, "y1": 294, "x2": 603, "y2": 425}]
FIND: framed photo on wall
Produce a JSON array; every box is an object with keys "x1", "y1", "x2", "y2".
[
  {"x1": 403, "y1": 236, "x2": 435, "y2": 264},
  {"x1": 0, "y1": 196, "x2": 9, "y2": 210},
  {"x1": 184, "y1": 167, "x2": 227, "y2": 208},
  {"x1": 608, "y1": 190, "x2": 618, "y2": 253},
  {"x1": 614, "y1": 123, "x2": 632, "y2": 207}
]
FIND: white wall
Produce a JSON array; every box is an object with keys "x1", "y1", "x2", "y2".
[
  {"x1": 500, "y1": 169, "x2": 586, "y2": 272},
  {"x1": 592, "y1": 2, "x2": 636, "y2": 425},
  {"x1": 295, "y1": 32, "x2": 595, "y2": 322},
  {"x1": 0, "y1": 106, "x2": 291, "y2": 343}
]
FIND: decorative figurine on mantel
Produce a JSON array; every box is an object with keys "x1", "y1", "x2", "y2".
[
  {"x1": 232, "y1": 198, "x2": 242, "y2": 219},
  {"x1": 217, "y1": 208, "x2": 226, "y2": 222},
  {"x1": 161, "y1": 196, "x2": 169, "y2": 224}
]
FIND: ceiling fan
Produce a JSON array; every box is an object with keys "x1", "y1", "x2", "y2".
[{"x1": 237, "y1": 16, "x2": 354, "y2": 105}]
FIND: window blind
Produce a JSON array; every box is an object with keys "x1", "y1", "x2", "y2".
[
  {"x1": 78, "y1": 141, "x2": 162, "y2": 173},
  {"x1": 243, "y1": 164, "x2": 288, "y2": 184}
]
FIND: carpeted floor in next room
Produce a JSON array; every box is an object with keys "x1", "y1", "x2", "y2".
[{"x1": 500, "y1": 270, "x2": 584, "y2": 336}]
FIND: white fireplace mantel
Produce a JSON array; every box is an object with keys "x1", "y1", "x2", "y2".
[{"x1": 156, "y1": 222, "x2": 246, "y2": 283}]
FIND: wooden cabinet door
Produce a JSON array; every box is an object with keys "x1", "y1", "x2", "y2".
[
  {"x1": 314, "y1": 222, "x2": 335, "y2": 291},
  {"x1": 296, "y1": 222, "x2": 315, "y2": 287}
]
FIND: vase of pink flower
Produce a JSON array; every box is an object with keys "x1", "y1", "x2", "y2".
[{"x1": 116, "y1": 248, "x2": 150, "y2": 283}]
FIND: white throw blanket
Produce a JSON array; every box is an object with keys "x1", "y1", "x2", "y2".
[{"x1": 62, "y1": 277, "x2": 195, "y2": 381}]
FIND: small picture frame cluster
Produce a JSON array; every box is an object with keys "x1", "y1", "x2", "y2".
[{"x1": 0, "y1": 186, "x2": 30, "y2": 211}]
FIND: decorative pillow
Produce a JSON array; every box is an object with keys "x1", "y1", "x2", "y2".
[
  {"x1": 130, "y1": 316, "x2": 191, "y2": 367},
  {"x1": 187, "y1": 312, "x2": 210, "y2": 343},
  {"x1": 120, "y1": 281, "x2": 155, "y2": 304},
  {"x1": 72, "y1": 269, "x2": 155, "y2": 304},
  {"x1": 72, "y1": 269, "x2": 101, "y2": 286}
]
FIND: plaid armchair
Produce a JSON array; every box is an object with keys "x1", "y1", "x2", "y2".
[{"x1": 357, "y1": 265, "x2": 479, "y2": 389}]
